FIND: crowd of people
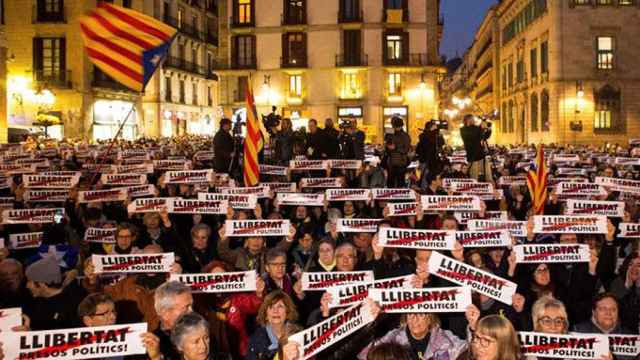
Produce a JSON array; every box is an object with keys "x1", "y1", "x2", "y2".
[{"x1": 0, "y1": 114, "x2": 639, "y2": 360}]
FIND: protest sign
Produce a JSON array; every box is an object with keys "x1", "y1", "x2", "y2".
[
  {"x1": 497, "y1": 176, "x2": 527, "y2": 186},
  {"x1": 454, "y1": 230, "x2": 511, "y2": 248},
  {"x1": 555, "y1": 182, "x2": 607, "y2": 196},
  {"x1": 84, "y1": 228, "x2": 117, "y2": 244},
  {"x1": 453, "y1": 211, "x2": 507, "y2": 226},
  {"x1": 198, "y1": 193, "x2": 257, "y2": 209},
  {"x1": 328, "y1": 160, "x2": 362, "y2": 169},
  {"x1": 153, "y1": 160, "x2": 191, "y2": 171},
  {"x1": 467, "y1": 219, "x2": 528, "y2": 238},
  {"x1": 23, "y1": 190, "x2": 69, "y2": 203},
  {"x1": 518, "y1": 332, "x2": 609, "y2": 360},
  {"x1": 0, "y1": 307, "x2": 21, "y2": 330},
  {"x1": 377, "y1": 227, "x2": 455, "y2": 250},
  {"x1": 556, "y1": 168, "x2": 590, "y2": 176},
  {"x1": 372, "y1": 188, "x2": 417, "y2": 201},
  {"x1": 166, "y1": 198, "x2": 228, "y2": 215},
  {"x1": 451, "y1": 182, "x2": 494, "y2": 194},
  {"x1": 40, "y1": 171, "x2": 81, "y2": 177},
  {"x1": 287, "y1": 301, "x2": 374, "y2": 360},
  {"x1": 123, "y1": 185, "x2": 157, "y2": 198},
  {"x1": 619, "y1": 223, "x2": 640, "y2": 238},
  {"x1": 614, "y1": 157, "x2": 640, "y2": 166},
  {"x1": 428, "y1": 252, "x2": 517, "y2": 305},
  {"x1": 513, "y1": 244, "x2": 591, "y2": 263},
  {"x1": 262, "y1": 182, "x2": 297, "y2": 193},
  {"x1": 170, "y1": 271, "x2": 257, "y2": 293},
  {"x1": 193, "y1": 151, "x2": 215, "y2": 162},
  {"x1": 301, "y1": 271, "x2": 374, "y2": 291},
  {"x1": 552, "y1": 154, "x2": 580, "y2": 163},
  {"x1": 608, "y1": 334, "x2": 640, "y2": 357},
  {"x1": 259, "y1": 164, "x2": 288, "y2": 176},
  {"x1": 92, "y1": 253, "x2": 175, "y2": 274},
  {"x1": 533, "y1": 215, "x2": 608, "y2": 234},
  {"x1": 325, "y1": 189, "x2": 371, "y2": 202},
  {"x1": 372, "y1": 274, "x2": 415, "y2": 289},
  {"x1": 78, "y1": 188, "x2": 128, "y2": 203},
  {"x1": 369, "y1": 287, "x2": 472, "y2": 313},
  {"x1": 100, "y1": 174, "x2": 147, "y2": 186},
  {"x1": 385, "y1": 202, "x2": 418, "y2": 217},
  {"x1": 218, "y1": 186, "x2": 270, "y2": 198},
  {"x1": 289, "y1": 160, "x2": 327, "y2": 171},
  {"x1": 0, "y1": 197, "x2": 13, "y2": 209},
  {"x1": 23, "y1": 174, "x2": 79, "y2": 189},
  {"x1": 595, "y1": 177, "x2": 640, "y2": 194},
  {"x1": 324, "y1": 274, "x2": 414, "y2": 309},
  {"x1": 421, "y1": 195, "x2": 481, "y2": 212},
  {"x1": 335, "y1": 218, "x2": 381, "y2": 233},
  {"x1": 442, "y1": 178, "x2": 476, "y2": 189},
  {"x1": 127, "y1": 198, "x2": 175, "y2": 213},
  {"x1": 276, "y1": 193, "x2": 324, "y2": 206},
  {"x1": 114, "y1": 164, "x2": 154, "y2": 175},
  {"x1": 164, "y1": 170, "x2": 214, "y2": 184},
  {"x1": 300, "y1": 178, "x2": 343, "y2": 188},
  {"x1": 9, "y1": 232, "x2": 43, "y2": 249},
  {"x1": 565, "y1": 199, "x2": 625, "y2": 217},
  {"x1": 224, "y1": 220, "x2": 291, "y2": 237},
  {"x1": 82, "y1": 164, "x2": 116, "y2": 174},
  {"x1": 0, "y1": 323, "x2": 148, "y2": 360},
  {"x1": 2, "y1": 208, "x2": 63, "y2": 224}
]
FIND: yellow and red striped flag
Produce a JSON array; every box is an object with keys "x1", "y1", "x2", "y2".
[
  {"x1": 243, "y1": 79, "x2": 264, "y2": 186},
  {"x1": 79, "y1": 3, "x2": 177, "y2": 92},
  {"x1": 527, "y1": 145, "x2": 549, "y2": 215}
]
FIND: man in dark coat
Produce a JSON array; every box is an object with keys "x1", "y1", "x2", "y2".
[
  {"x1": 460, "y1": 114, "x2": 492, "y2": 181},
  {"x1": 213, "y1": 118, "x2": 234, "y2": 173}
]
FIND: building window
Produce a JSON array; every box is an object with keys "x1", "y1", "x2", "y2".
[
  {"x1": 541, "y1": 41, "x2": 548, "y2": 74},
  {"x1": 289, "y1": 75, "x2": 302, "y2": 97},
  {"x1": 501, "y1": 102, "x2": 508, "y2": 132},
  {"x1": 282, "y1": 32, "x2": 307, "y2": 67},
  {"x1": 386, "y1": 34, "x2": 402, "y2": 61},
  {"x1": 341, "y1": 72, "x2": 360, "y2": 98},
  {"x1": 339, "y1": 0, "x2": 360, "y2": 22},
  {"x1": 508, "y1": 62, "x2": 513, "y2": 87},
  {"x1": 36, "y1": 0, "x2": 64, "y2": 22},
  {"x1": 530, "y1": 93, "x2": 538, "y2": 132},
  {"x1": 237, "y1": 76, "x2": 248, "y2": 102},
  {"x1": 177, "y1": 7, "x2": 184, "y2": 28},
  {"x1": 123, "y1": 0, "x2": 132, "y2": 8},
  {"x1": 596, "y1": 36, "x2": 614, "y2": 70},
  {"x1": 191, "y1": 47, "x2": 198, "y2": 64},
  {"x1": 342, "y1": 30, "x2": 362, "y2": 66},
  {"x1": 508, "y1": 100, "x2": 514, "y2": 133},
  {"x1": 283, "y1": 0, "x2": 305, "y2": 25},
  {"x1": 541, "y1": 89, "x2": 549, "y2": 131},
  {"x1": 573, "y1": 0, "x2": 590, "y2": 4},
  {"x1": 594, "y1": 85, "x2": 621, "y2": 131},
  {"x1": 33, "y1": 37, "x2": 65, "y2": 84},
  {"x1": 192, "y1": 83, "x2": 198, "y2": 105},
  {"x1": 233, "y1": 35, "x2": 255, "y2": 68},
  {"x1": 208, "y1": 86, "x2": 213, "y2": 106},
  {"x1": 502, "y1": 0, "x2": 547, "y2": 45},
  {"x1": 234, "y1": 0, "x2": 253, "y2": 25},
  {"x1": 501, "y1": 66, "x2": 507, "y2": 91},
  {"x1": 388, "y1": 73, "x2": 401, "y2": 95},
  {"x1": 383, "y1": 31, "x2": 407, "y2": 65},
  {"x1": 530, "y1": 48, "x2": 537, "y2": 78},
  {"x1": 386, "y1": 0, "x2": 403, "y2": 8},
  {"x1": 165, "y1": 77, "x2": 172, "y2": 102},
  {"x1": 596, "y1": 0, "x2": 612, "y2": 4},
  {"x1": 179, "y1": 80, "x2": 185, "y2": 103},
  {"x1": 516, "y1": 59, "x2": 524, "y2": 83},
  {"x1": 619, "y1": 0, "x2": 634, "y2": 5}
]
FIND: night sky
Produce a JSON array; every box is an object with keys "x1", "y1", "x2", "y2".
[{"x1": 439, "y1": 0, "x2": 498, "y2": 60}]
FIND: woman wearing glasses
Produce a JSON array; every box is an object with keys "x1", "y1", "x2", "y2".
[
  {"x1": 456, "y1": 314, "x2": 521, "y2": 360},
  {"x1": 247, "y1": 290, "x2": 300, "y2": 360}
]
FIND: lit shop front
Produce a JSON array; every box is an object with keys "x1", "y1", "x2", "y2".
[{"x1": 92, "y1": 100, "x2": 137, "y2": 141}]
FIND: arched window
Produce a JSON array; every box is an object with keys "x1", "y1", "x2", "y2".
[
  {"x1": 530, "y1": 93, "x2": 539, "y2": 132},
  {"x1": 508, "y1": 100, "x2": 514, "y2": 133},
  {"x1": 594, "y1": 84, "x2": 621, "y2": 131},
  {"x1": 502, "y1": 102, "x2": 508, "y2": 132},
  {"x1": 541, "y1": 89, "x2": 549, "y2": 131}
]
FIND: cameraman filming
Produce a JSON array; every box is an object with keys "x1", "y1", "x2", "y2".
[
  {"x1": 460, "y1": 114, "x2": 492, "y2": 181},
  {"x1": 415, "y1": 120, "x2": 445, "y2": 187}
]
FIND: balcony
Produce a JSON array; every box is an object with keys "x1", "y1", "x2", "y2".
[
  {"x1": 382, "y1": 8, "x2": 408, "y2": 23},
  {"x1": 33, "y1": 6, "x2": 66, "y2": 23},
  {"x1": 383, "y1": 53, "x2": 428, "y2": 67},
  {"x1": 164, "y1": 16, "x2": 205, "y2": 41},
  {"x1": 335, "y1": 54, "x2": 368, "y2": 67},
  {"x1": 281, "y1": 56, "x2": 307, "y2": 68},
  {"x1": 338, "y1": 9, "x2": 363, "y2": 23},
  {"x1": 281, "y1": 11, "x2": 307, "y2": 26},
  {"x1": 165, "y1": 56, "x2": 207, "y2": 76},
  {"x1": 33, "y1": 70, "x2": 72, "y2": 89}
]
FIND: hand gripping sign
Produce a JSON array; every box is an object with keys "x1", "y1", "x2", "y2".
[
  {"x1": 335, "y1": 218, "x2": 381, "y2": 233},
  {"x1": 565, "y1": 199, "x2": 625, "y2": 217},
  {"x1": 518, "y1": 332, "x2": 609, "y2": 360},
  {"x1": 301, "y1": 271, "x2": 374, "y2": 291},
  {"x1": 533, "y1": 215, "x2": 608, "y2": 234},
  {"x1": 287, "y1": 301, "x2": 375, "y2": 360},
  {"x1": 454, "y1": 230, "x2": 511, "y2": 248},
  {"x1": 166, "y1": 198, "x2": 228, "y2": 215},
  {"x1": 377, "y1": 227, "x2": 455, "y2": 250},
  {"x1": 369, "y1": 286, "x2": 472, "y2": 313},
  {"x1": 163, "y1": 170, "x2": 214, "y2": 184},
  {"x1": 92, "y1": 253, "x2": 175, "y2": 274},
  {"x1": 385, "y1": 202, "x2": 418, "y2": 217},
  {"x1": 0, "y1": 307, "x2": 21, "y2": 331},
  {"x1": 9, "y1": 232, "x2": 43, "y2": 250},
  {"x1": 325, "y1": 189, "x2": 371, "y2": 202},
  {"x1": 84, "y1": 228, "x2": 117, "y2": 244},
  {"x1": 428, "y1": 252, "x2": 517, "y2": 305},
  {"x1": 420, "y1": 195, "x2": 482, "y2": 212},
  {"x1": 619, "y1": 223, "x2": 640, "y2": 238},
  {"x1": 608, "y1": 334, "x2": 640, "y2": 357},
  {"x1": 2, "y1": 208, "x2": 63, "y2": 225},
  {"x1": 513, "y1": 244, "x2": 591, "y2": 263},
  {"x1": 276, "y1": 193, "x2": 324, "y2": 206},
  {"x1": 372, "y1": 188, "x2": 417, "y2": 201},
  {"x1": 198, "y1": 193, "x2": 258, "y2": 210},
  {"x1": 0, "y1": 323, "x2": 148, "y2": 360},
  {"x1": 170, "y1": 271, "x2": 257, "y2": 293},
  {"x1": 224, "y1": 219, "x2": 291, "y2": 237},
  {"x1": 326, "y1": 274, "x2": 415, "y2": 309}
]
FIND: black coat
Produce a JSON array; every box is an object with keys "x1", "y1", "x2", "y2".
[
  {"x1": 213, "y1": 129, "x2": 234, "y2": 172},
  {"x1": 460, "y1": 124, "x2": 491, "y2": 162},
  {"x1": 323, "y1": 127, "x2": 341, "y2": 159},
  {"x1": 306, "y1": 131, "x2": 326, "y2": 159}
]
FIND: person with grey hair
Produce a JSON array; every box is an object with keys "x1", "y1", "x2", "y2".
[
  {"x1": 0, "y1": 258, "x2": 28, "y2": 308},
  {"x1": 154, "y1": 280, "x2": 194, "y2": 360},
  {"x1": 262, "y1": 248, "x2": 294, "y2": 297},
  {"x1": 181, "y1": 223, "x2": 216, "y2": 273},
  {"x1": 171, "y1": 312, "x2": 232, "y2": 360}
]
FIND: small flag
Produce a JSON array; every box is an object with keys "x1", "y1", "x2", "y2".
[
  {"x1": 243, "y1": 79, "x2": 264, "y2": 186},
  {"x1": 80, "y1": 3, "x2": 177, "y2": 92},
  {"x1": 527, "y1": 145, "x2": 549, "y2": 215}
]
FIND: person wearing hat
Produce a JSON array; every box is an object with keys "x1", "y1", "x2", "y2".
[
  {"x1": 213, "y1": 118, "x2": 234, "y2": 173},
  {"x1": 385, "y1": 116, "x2": 411, "y2": 187}
]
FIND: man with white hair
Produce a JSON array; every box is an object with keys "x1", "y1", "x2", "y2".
[{"x1": 153, "y1": 280, "x2": 194, "y2": 360}]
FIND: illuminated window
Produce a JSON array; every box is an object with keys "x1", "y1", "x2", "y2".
[
  {"x1": 238, "y1": 0, "x2": 252, "y2": 24},
  {"x1": 289, "y1": 75, "x2": 302, "y2": 97},
  {"x1": 386, "y1": 35, "x2": 402, "y2": 61},
  {"x1": 597, "y1": 36, "x2": 614, "y2": 70},
  {"x1": 388, "y1": 73, "x2": 401, "y2": 95},
  {"x1": 594, "y1": 85, "x2": 620, "y2": 131},
  {"x1": 177, "y1": 8, "x2": 184, "y2": 28},
  {"x1": 530, "y1": 93, "x2": 538, "y2": 132}
]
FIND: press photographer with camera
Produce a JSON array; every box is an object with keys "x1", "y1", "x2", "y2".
[
  {"x1": 460, "y1": 114, "x2": 493, "y2": 181},
  {"x1": 415, "y1": 119, "x2": 446, "y2": 188},
  {"x1": 385, "y1": 116, "x2": 411, "y2": 187}
]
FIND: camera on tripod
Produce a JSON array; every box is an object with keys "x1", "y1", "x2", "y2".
[
  {"x1": 262, "y1": 106, "x2": 281, "y2": 136},
  {"x1": 427, "y1": 119, "x2": 449, "y2": 131}
]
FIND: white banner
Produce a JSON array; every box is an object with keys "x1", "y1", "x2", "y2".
[
  {"x1": 0, "y1": 323, "x2": 148, "y2": 360},
  {"x1": 595, "y1": 177, "x2": 640, "y2": 195},
  {"x1": 300, "y1": 178, "x2": 343, "y2": 188},
  {"x1": 78, "y1": 188, "x2": 128, "y2": 203},
  {"x1": 115, "y1": 164, "x2": 154, "y2": 174},
  {"x1": 9, "y1": 232, "x2": 43, "y2": 249},
  {"x1": 262, "y1": 182, "x2": 297, "y2": 193},
  {"x1": 166, "y1": 198, "x2": 228, "y2": 215},
  {"x1": 451, "y1": 182, "x2": 494, "y2": 194},
  {"x1": 23, "y1": 190, "x2": 69, "y2": 203},
  {"x1": 369, "y1": 287, "x2": 472, "y2": 313},
  {"x1": 608, "y1": 334, "x2": 640, "y2": 357},
  {"x1": 518, "y1": 332, "x2": 609, "y2": 360},
  {"x1": 442, "y1": 178, "x2": 476, "y2": 189},
  {"x1": 377, "y1": 227, "x2": 455, "y2": 250},
  {"x1": 123, "y1": 184, "x2": 157, "y2": 198},
  {"x1": 421, "y1": 195, "x2": 481, "y2": 212},
  {"x1": 619, "y1": 223, "x2": 640, "y2": 238},
  {"x1": 0, "y1": 307, "x2": 21, "y2": 331},
  {"x1": 127, "y1": 198, "x2": 175, "y2": 213},
  {"x1": 193, "y1": 151, "x2": 215, "y2": 162},
  {"x1": 556, "y1": 168, "x2": 590, "y2": 176},
  {"x1": 287, "y1": 302, "x2": 374, "y2": 360},
  {"x1": 428, "y1": 252, "x2": 517, "y2": 305},
  {"x1": 454, "y1": 230, "x2": 511, "y2": 248},
  {"x1": 224, "y1": 220, "x2": 291, "y2": 237},
  {"x1": 514, "y1": 244, "x2": 591, "y2": 263},
  {"x1": 533, "y1": 215, "x2": 608, "y2": 234},
  {"x1": 325, "y1": 189, "x2": 371, "y2": 202},
  {"x1": 100, "y1": 174, "x2": 147, "y2": 186},
  {"x1": 497, "y1": 176, "x2": 527, "y2": 186},
  {"x1": 565, "y1": 199, "x2": 625, "y2": 217},
  {"x1": 301, "y1": 271, "x2": 374, "y2": 291},
  {"x1": 22, "y1": 174, "x2": 79, "y2": 189},
  {"x1": 326, "y1": 283, "x2": 371, "y2": 309},
  {"x1": 556, "y1": 182, "x2": 607, "y2": 196},
  {"x1": 218, "y1": 186, "x2": 270, "y2": 198},
  {"x1": 153, "y1": 160, "x2": 191, "y2": 171},
  {"x1": 259, "y1": 164, "x2": 288, "y2": 176},
  {"x1": 276, "y1": 193, "x2": 324, "y2": 206},
  {"x1": 82, "y1": 163, "x2": 116, "y2": 174},
  {"x1": 335, "y1": 218, "x2": 381, "y2": 233},
  {"x1": 289, "y1": 160, "x2": 327, "y2": 171},
  {"x1": 164, "y1": 170, "x2": 214, "y2": 184},
  {"x1": 453, "y1": 211, "x2": 507, "y2": 226},
  {"x1": 0, "y1": 197, "x2": 13, "y2": 209},
  {"x1": 614, "y1": 157, "x2": 640, "y2": 166},
  {"x1": 467, "y1": 219, "x2": 528, "y2": 238},
  {"x1": 372, "y1": 188, "x2": 416, "y2": 201},
  {"x1": 92, "y1": 253, "x2": 175, "y2": 274},
  {"x1": 552, "y1": 154, "x2": 580, "y2": 163},
  {"x1": 170, "y1": 271, "x2": 257, "y2": 293},
  {"x1": 84, "y1": 228, "x2": 117, "y2": 244},
  {"x1": 328, "y1": 159, "x2": 362, "y2": 169},
  {"x1": 198, "y1": 193, "x2": 257, "y2": 209},
  {"x1": 386, "y1": 202, "x2": 418, "y2": 217},
  {"x1": 2, "y1": 208, "x2": 63, "y2": 224}
]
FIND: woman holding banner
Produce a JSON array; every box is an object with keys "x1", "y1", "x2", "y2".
[
  {"x1": 456, "y1": 314, "x2": 521, "y2": 360},
  {"x1": 247, "y1": 291, "x2": 300, "y2": 360}
]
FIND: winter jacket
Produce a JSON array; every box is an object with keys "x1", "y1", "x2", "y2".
[
  {"x1": 387, "y1": 130, "x2": 411, "y2": 168},
  {"x1": 213, "y1": 129, "x2": 234, "y2": 173},
  {"x1": 217, "y1": 236, "x2": 293, "y2": 273},
  {"x1": 460, "y1": 124, "x2": 491, "y2": 162}
]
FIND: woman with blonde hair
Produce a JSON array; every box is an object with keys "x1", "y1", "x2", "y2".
[
  {"x1": 457, "y1": 314, "x2": 521, "y2": 360},
  {"x1": 247, "y1": 290, "x2": 299, "y2": 360}
]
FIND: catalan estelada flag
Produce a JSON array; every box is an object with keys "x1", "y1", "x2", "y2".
[
  {"x1": 243, "y1": 79, "x2": 263, "y2": 186},
  {"x1": 527, "y1": 145, "x2": 549, "y2": 215},
  {"x1": 79, "y1": 2, "x2": 177, "y2": 92}
]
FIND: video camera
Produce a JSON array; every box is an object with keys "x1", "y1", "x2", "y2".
[
  {"x1": 427, "y1": 119, "x2": 449, "y2": 131},
  {"x1": 262, "y1": 106, "x2": 281, "y2": 136}
]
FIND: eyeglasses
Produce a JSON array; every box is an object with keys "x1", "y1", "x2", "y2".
[
  {"x1": 472, "y1": 334, "x2": 496, "y2": 348},
  {"x1": 538, "y1": 316, "x2": 567, "y2": 328}
]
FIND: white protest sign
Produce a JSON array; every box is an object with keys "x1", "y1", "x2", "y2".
[
  {"x1": 276, "y1": 193, "x2": 324, "y2": 206},
  {"x1": 385, "y1": 202, "x2": 418, "y2": 217},
  {"x1": 198, "y1": 193, "x2": 257, "y2": 209},
  {"x1": 287, "y1": 301, "x2": 374, "y2": 360},
  {"x1": 0, "y1": 307, "x2": 21, "y2": 330},
  {"x1": 451, "y1": 182, "x2": 494, "y2": 194},
  {"x1": 224, "y1": 219, "x2": 291, "y2": 237},
  {"x1": 428, "y1": 252, "x2": 517, "y2": 305},
  {"x1": 153, "y1": 160, "x2": 191, "y2": 171},
  {"x1": 556, "y1": 168, "x2": 590, "y2": 176},
  {"x1": 300, "y1": 178, "x2": 343, "y2": 188},
  {"x1": 126, "y1": 198, "x2": 175, "y2": 213},
  {"x1": 100, "y1": 173, "x2": 147, "y2": 186},
  {"x1": 0, "y1": 323, "x2": 148, "y2": 360},
  {"x1": 377, "y1": 227, "x2": 455, "y2": 250},
  {"x1": 514, "y1": 244, "x2": 591, "y2": 263},
  {"x1": 78, "y1": 188, "x2": 128, "y2": 203},
  {"x1": 22, "y1": 174, "x2": 79, "y2": 189},
  {"x1": 123, "y1": 184, "x2": 157, "y2": 198},
  {"x1": 497, "y1": 176, "x2": 527, "y2": 186},
  {"x1": 335, "y1": 218, "x2": 381, "y2": 233},
  {"x1": 325, "y1": 189, "x2": 371, "y2": 202},
  {"x1": 555, "y1": 182, "x2": 607, "y2": 196},
  {"x1": 0, "y1": 197, "x2": 13, "y2": 209},
  {"x1": 170, "y1": 271, "x2": 257, "y2": 293},
  {"x1": 595, "y1": 177, "x2": 640, "y2": 195},
  {"x1": 259, "y1": 164, "x2": 288, "y2": 176},
  {"x1": 164, "y1": 170, "x2": 214, "y2": 184},
  {"x1": 453, "y1": 211, "x2": 508, "y2": 226},
  {"x1": 23, "y1": 190, "x2": 69, "y2": 203},
  {"x1": 325, "y1": 274, "x2": 416, "y2": 309},
  {"x1": 9, "y1": 232, "x2": 43, "y2": 249},
  {"x1": 608, "y1": 334, "x2": 640, "y2": 357},
  {"x1": 442, "y1": 178, "x2": 476, "y2": 189},
  {"x1": 552, "y1": 154, "x2": 580, "y2": 163},
  {"x1": 533, "y1": 215, "x2": 608, "y2": 234},
  {"x1": 421, "y1": 195, "x2": 482, "y2": 212},
  {"x1": 289, "y1": 160, "x2": 327, "y2": 171},
  {"x1": 92, "y1": 253, "x2": 175, "y2": 274},
  {"x1": 619, "y1": 223, "x2": 640, "y2": 238},
  {"x1": 369, "y1": 287, "x2": 472, "y2": 313},
  {"x1": 518, "y1": 332, "x2": 609, "y2": 360},
  {"x1": 372, "y1": 188, "x2": 416, "y2": 201},
  {"x1": 301, "y1": 271, "x2": 374, "y2": 291},
  {"x1": 84, "y1": 228, "x2": 117, "y2": 244},
  {"x1": 565, "y1": 199, "x2": 625, "y2": 217},
  {"x1": 467, "y1": 219, "x2": 528, "y2": 238},
  {"x1": 614, "y1": 157, "x2": 640, "y2": 166},
  {"x1": 166, "y1": 198, "x2": 228, "y2": 215},
  {"x1": 115, "y1": 164, "x2": 154, "y2": 174},
  {"x1": 193, "y1": 151, "x2": 215, "y2": 162},
  {"x1": 328, "y1": 159, "x2": 362, "y2": 169},
  {"x1": 2, "y1": 208, "x2": 63, "y2": 224},
  {"x1": 262, "y1": 182, "x2": 297, "y2": 193},
  {"x1": 454, "y1": 230, "x2": 511, "y2": 248},
  {"x1": 218, "y1": 186, "x2": 270, "y2": 198}
]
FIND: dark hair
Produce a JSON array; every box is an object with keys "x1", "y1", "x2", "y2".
[
  {"x1": 366, "y1": 342, "x2": 413, "y2": 360},
  {"x1": 77, "y1": 293, "x2": 114, "y2": 319},
  {"x1": 425, "y1": 172, "x2": 441, "y2": 186},
  {"x1": 592, "y1": 292, "x2": 619, "y2": 311},
  {"x1": 257, "y1": 290, "x2": 298, "y2": 326},
  {"x1": 391, "y1": 116, "x2": 404, "y2": 128},
  {"x1": 220, "y1": 118, "x2": 232, "y2": 127}
]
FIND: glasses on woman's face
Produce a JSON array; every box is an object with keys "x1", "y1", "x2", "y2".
[
  {"x1": 538, "y1": 316, "x2": 567, "y2": 328},
  {"x1": 471, "y1": 333, "x2": 496, "y2": 348}
]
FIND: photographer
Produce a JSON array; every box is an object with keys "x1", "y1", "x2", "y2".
[
  {"x1": 385, "y1": 116, "x2": 411, "y2": 187},
  {"x1": 460, "y1": 114, "x2": 492, "y2": 181},
  {"x1": 415, "y1": 120, "x2": 445, "y2": 188},
  {"x1": 274, "y1": 118, "x2": 294, "y2": 165},
  {"x1": 213, "y1": 118, "x2": 234, "y2": 173},
  {"x1": 338, "y1": 120, "x2": 365, "y2": 160}
]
